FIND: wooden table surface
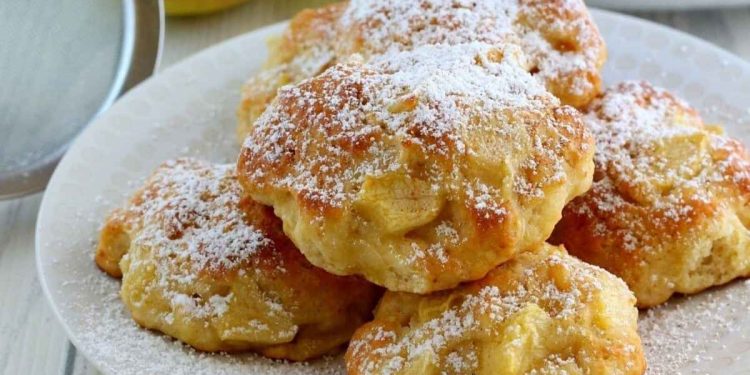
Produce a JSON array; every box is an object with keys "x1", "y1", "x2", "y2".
[{"x1": 1, "y1": 2, "x2": 749, "y2": 374}]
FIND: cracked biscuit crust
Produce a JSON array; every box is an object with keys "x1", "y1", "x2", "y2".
[
  {"x1": 238, "y1": 44, "x2": 594, "y2": 293},
  {"x1": 237, "y1": 0, "x2": 606, "y2": 141},
  {"x1": 551, "y1": 81, "x2": 750, "y2": 307},
  {"x1": 95, "y1": 158, "x2": 381, "y2": 360},
  {"x1": 346, "y1": 244, "x2": 645, "y2": 375}
]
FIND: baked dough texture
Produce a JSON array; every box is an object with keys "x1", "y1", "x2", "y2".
[
  {"x1": 238, "y1": 43, "x2": 594, "y2": 293},
  {"x1": 95, "y1": 158, "x2": 381, "y2": 360},
  {"x1": 236, "y1": 2, "x2": 344, "y2": 141},
  {"x1": 550, "y1": 81, "x2": 750, "y2": 307},
  {"x1": 345, "y1": 243, "x2": 645, "y2": 375},
  {"x1": 237, "y1": 0, "x2": 606, "y2": 140}
]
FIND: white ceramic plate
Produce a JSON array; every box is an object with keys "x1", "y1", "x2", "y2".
[
  {"x1": 36, "y1": 9, "x2": 750, "y2": 375},
  {"x1": 588, "y1": 0, "x2": 750, "y2": 10}
]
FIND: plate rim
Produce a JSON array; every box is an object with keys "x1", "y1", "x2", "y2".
[
  {"x1": 35, "y1": 9, "x2": 750, "y2": 374},
  {"x1": 35, "y1": 20, "x2": 288, "y2": 375}
]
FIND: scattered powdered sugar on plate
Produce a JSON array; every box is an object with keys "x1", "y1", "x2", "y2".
[
  {"x1": 60, "y1": 272, "x2": 346, "y2": 375},
  {"x1": 55, "y1": 159, "x2": 345, "y2": 374},
  {"x1": 638, "y1": 281, "x2": 750, "y2": 374},
  {"x1": 57, "y1": 232, "x2": 750, "y2": 375}
]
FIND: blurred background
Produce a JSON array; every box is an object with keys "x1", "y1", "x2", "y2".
[
  {"x1": 0, "y1": 1, "x2": 749, "y2": 374},
  {"x1": 160, "y1": 0, "x2": 334, "y2": 65}
]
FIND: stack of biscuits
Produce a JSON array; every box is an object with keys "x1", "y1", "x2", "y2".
[{"x1": 95, "y1": 1, "x2": 750, "y2": 373}]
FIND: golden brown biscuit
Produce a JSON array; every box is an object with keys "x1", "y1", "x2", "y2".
[
  {"x1": 236, "y1": 3, "x2": 344, "y2": 141},
  {"x1": 238, "y1": 43, "x2": 594, "y2": 293},
  {"x1": 550, "y1": 81, "x2": 750, "y2": 307},
  {"x1": 238, "y1": 0, "x2": 606, "y2": 141},
  {"x1": 336, "y1": 0, "x2": 606, "y2": 107},
  {"x1": 95, "y1": 158, "x2": 381, "y2": 360},
  {"x1": 346, "y1": 243, "x2": 645, "y2": 375}
]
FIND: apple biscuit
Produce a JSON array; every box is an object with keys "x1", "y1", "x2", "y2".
[
  {"x1": 238, "y1": 43, "x2": 594, "y2": 293},
  {"x1": 551, "y1": 81, "x2": 750, "y2": 307},
  {"x1": 346, "y1": 243, "x2": 645, "y2": 375},
  {"x1": 95, "y1": 158, "x2": 381, "y2": 360},
  {"x1": 238, "y1": 0, "x2": 606, "y2": 141}
]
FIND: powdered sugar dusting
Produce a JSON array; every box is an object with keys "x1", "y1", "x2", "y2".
[
  {"x1": 586, "y1": 81, "x2": 700, "y2": 175},
  {"x1": 638, "y1": 281, "x2": 750, "y2": 374},
  {"x1": 579, "y1": 81, "x2": 750, "y2": 248},
  {"x1": 114, "y1": 159, "x2": 282, "y2": 320},
  {"x1": 340, "y1": 0, "x2": 520, "y2": 54},
  {"x1": 64, "y1": 274, "x2": 345, "y2": 375},
  {"x1": 243, "y1": 43, "x2": 562, "y2": 209},
  {"x1": 59, "y1": 242, "x2": 750, "y2": 375},
  {"x1": 339, "y1": 0, "x2": 604, "y2": 102},
  {"x1": 122, "y1": 159, "x2": 272, "y2": 274},
  {"x1": 517, "y1": 0, "x2": 603, "y2": 97},
  {"x1": 354, "y1": 286, "x2": 510, "y2": 374},
  {"x1": 35, "y1": 7, "x2": 750, "y2": 373},
  {"x1": 348, "y1": 251, "x2": 616, "y2": 374}
]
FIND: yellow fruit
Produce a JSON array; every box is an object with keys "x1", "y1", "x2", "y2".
[{"x1": 164, "y1": 0, "x2": 249, "y2": 16}]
